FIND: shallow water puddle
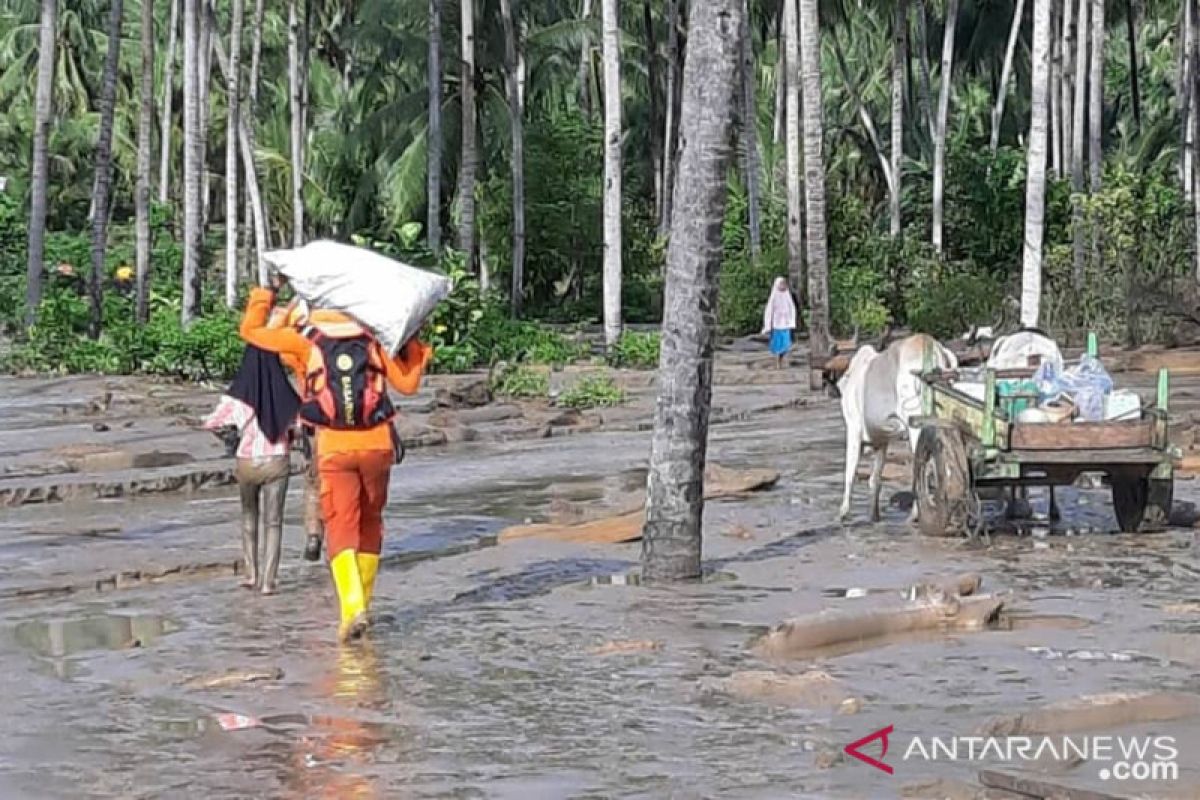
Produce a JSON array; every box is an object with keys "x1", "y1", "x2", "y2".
[{"x1": 12, "y1": 611, "x2": 179, "y2": 657}]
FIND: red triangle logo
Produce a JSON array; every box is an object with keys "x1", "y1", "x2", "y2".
[{"x1": 844, "y1": 725, "x2": 895, "y2": 774}]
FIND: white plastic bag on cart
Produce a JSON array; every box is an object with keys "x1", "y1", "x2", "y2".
[{"x1": 263, "y1": 240, "x2": 451, "y2": 355}]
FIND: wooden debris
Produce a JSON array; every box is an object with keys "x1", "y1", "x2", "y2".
[
  {"x1": 181, "y1": 667, "x2": 284, "y2": 691},
  {"x1": 587, "y1": 639, "x2": 662, "y2": 657},
  {"x1": 978, "y1": 691, "x2": 1200, "y2": 737},
  {"x1": 498, "y1": 464, "x2": 779, "y2": 544},
  {"x1": 753, "y1": 596, "x2": 1005, "y2": 659},
  {"x1": 703, "y1": 669, "x2": 850, "y2": 709},
  {"x1": 978, "y1": 769, "x2": 1127, "y2": 800}
]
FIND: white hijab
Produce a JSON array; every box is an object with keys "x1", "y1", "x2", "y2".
[{"x1": 763, "y1": 277, "x2": 797, "y2": 332}]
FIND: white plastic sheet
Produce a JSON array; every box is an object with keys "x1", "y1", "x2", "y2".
[{"x1": 263, "y1": 240, "x2": 451, "y2": 355}]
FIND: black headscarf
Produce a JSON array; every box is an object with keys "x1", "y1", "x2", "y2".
[{"x1": 226, "y1": 345, "x2": 301, "y2": 445}]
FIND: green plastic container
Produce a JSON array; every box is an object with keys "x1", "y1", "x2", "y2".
[{"x1": 997, "y1": 379, "x2": 1040, "y2": 418}]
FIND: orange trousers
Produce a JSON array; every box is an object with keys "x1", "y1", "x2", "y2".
[{"x1": 318, "y1": 450, "x2": 393, "y2": 558}]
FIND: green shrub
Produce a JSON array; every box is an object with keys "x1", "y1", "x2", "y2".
[
  {"x1": 559, "y1": 374, "x2": 625, "y2": 409},
  {"x1": 608, "y1": 330, "x2": 660, "y2": 369},
  {"x1": 491, "y1": 364, "x2": 550, "y2": 398}
]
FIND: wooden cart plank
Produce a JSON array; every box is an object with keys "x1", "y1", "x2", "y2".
[{"x1": 1009, "y1": 419, "x2": 1154, "y2": 451}]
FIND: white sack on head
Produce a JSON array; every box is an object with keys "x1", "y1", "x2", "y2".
[{"x1": 263, "y1": 240, "x2": 451, "y2": 355}]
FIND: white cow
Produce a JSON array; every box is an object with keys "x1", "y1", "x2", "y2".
[{"x1": 838, "y1": 334, "x2": 958, "y2": 522}]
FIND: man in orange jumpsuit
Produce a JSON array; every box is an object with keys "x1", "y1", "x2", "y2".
[{"x1": 240, "y1": 279, "x2": 433, "y2": 642}]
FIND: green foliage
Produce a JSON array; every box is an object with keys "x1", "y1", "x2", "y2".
[
  {"x1": 491, "y1": 364, "x2": 550, "y2": 398},
  {"x1": 607, "y1": 330, "x2": 660, "y2": 369},
  {"x1": 558, "y1": 374, "x2": 625, "y2": 409}
]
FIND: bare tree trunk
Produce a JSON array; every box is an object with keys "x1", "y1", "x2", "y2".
[
  {"x1": 211, "y1": 24, "x2": 268, "y2": 284},
  {"x1": 136, "y1": 0, "x2": 155, "y2": 323},
  {"x1": 931, "y1": 0, "x2": 959, "y2": 256},
  {"x1": 990, "y1": 0, "x2": 1027, "y2": 153},
  {"x1": 501, "y1": 0, "x2": 525, "y2": 316},
  {"x1": 579, "y1": 0, "x2": 594, "y2": 118},
  {"x1": 1184, "y1": 0, "x2": 1195, "y2": 198},
  {"x1": 427, "y1": 0, "x2": 443, "y2": 254},
  {"x1": 243, "y1": 0, "x2": 266, "y2": 276},
  {"x1": 915, "y1": 0, "x2": 935, "y2": 137},
  {"x1": 182, "y1": 0, "x2": 202, "y2": 325},
  {"x1": 1071, "y1": 0, "x2": 1089, "y2": 287},
  {"x1": 1127, "y1": 0, "x2": 1142, "y2": 133},
  {"x1": 1021, "y1": 0, "x2": 1051, "y2": 329},
  {"x1": 891, "y1": 0, "x2": 906, "y2": 237},
  {"x1": 198, "y1": 2, "x2": 212, "y2": 228},
  {"x1": 602, "y1": 0, "x2": 623, "y2": 348},
  {"x1": 783, "y1": 0, "x2": 803, "y2": 293},
  {"x1": 645, "y1": 0, "x2": 663, "y2": 213},
  {"x1": 1088, "y1": 0, "x2": 1104, "y2": 192},
  {"x1": 641, "y1": 0, "x2": 742, "y2": 584},
  {"x1": 157, "y1": 0, "x2": 179, "y2": 205},
  {"x1": 88, "y1": 0, "x2": 125, "y2": 339},
  {"x1": 1050, "y1": 1, "x2": 1062, "y2": 177},
  {"x1": 457, "y1": 0, "x2": 479, "y2": 271},
  {"x1": 799, "y1": 0, "x2": 830, "y2": 373},
  {"x1": 25, "y1": 0, "x2": 58, "y2": 329},
  {"x1": 1062, "y1": 0, "x2": 1074, "y2": 171},
  {"x1": 288, "y1": 0, "x2": 304, "y2": 246},
  {"x1": 224, "y1": 0, "x2": 244, "y2": 307},
  {"x1": 739, "y1": 0, "x2": 762, "y2": 259},
  {"x1": 659, "y1": 0, "x2": 681, "y2": 233}
]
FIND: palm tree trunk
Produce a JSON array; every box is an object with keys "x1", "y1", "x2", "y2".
[
  {"x1": 182, "y1": 0, "x2": 202, "y2": 324},
  {"x1": 500, "y1": 0, "x2": 525, "y2": 316},
  {"x1": 579, "y1": 0, "x2": 594, "y2": 117},
  {"x1": 772, "y1": 26, "x2": 784, "y2": 146},
  {"x1": 931, "y1": 0, "x2": 959, "y2": 256},
  {"x1": 198, "y1": 1, "x2": 212, "y2": 227},
  {"x1": 990, "y1": 0, "x2": 1027, "y2": 153},
  {"x1": 1071, "y1": 0, "x2": 1089, "y2": 287},
  {"x1": 891, "y1": 0, "x2": 906, "y2": 237},
  {"x1": 1021, "y1": 0, "x2": 1052, "y2": 329},
  {"x1": 211, "y1": 24, "x2": 268, "y2": 284},
  {"x1": 641, "y1": 0, "x2": 742, "y2": 584},
  {"x1": 88, "y1": 0, "x2": 125, "y2": 340},
  {"x1": 157, "y1": 0, "x2": 179, "y2": 205},
  {"x1": 601, "y1": 0, "x2": 623, "y2": 349},
  {"x1": 224, "y1": 0, "x2": 244, "y2": 308},
  {"x1": 739, "y1": 0, "x2": 762, "y2": 259},
  {"x1": 427, "y1": 0, "x2": 443, "y2": 254},
  {"x1": 243, "y1": 0, "x2": 266, "y2": 276},
  {"x1": 25, "y1": 0, "x2": 57, "y2": 330},
  {"x1": 915, "y1": 0, "x2": 935, "y2": 137},
  {"x1": 659, "y1": 0, "x2": 681, "y2": 234},
  {"x1": 645, "y1": 0, "x2": 663, "y2": 212},
  {"x1": 799, "y1": 0, "x2": 830, "y2": 373},
  {"x1": 1088, "y1": 0, "x2": 1104, "y2": 192},
  {"x1": 288, "y1": 0, "x2": 304, "y2": 246},
  {"x1": 1127, "y1": 0, "x2": 1142, "y2": 133},
  {"x1": 457, "y1": 0, "x2": 479, "y2": 272},
  {"x1": 783, "y1": 0, "x2": 803, "y2": 293},
  {"x1": 833, "y1": 29, "x2": 894, "y2": 198},
  {"x1": 1062, "y1": 0, "x2": 1074, "y2": 171},
  {"x1": 136, "y1": 0, "x2": 155, "y2": 324},
  {"x1": 1184, "y1": 0, "x2": 1194, "y2": 198},
  {"x1": 1050, "y1": 1, "x2": 1062, "y2": 177}
]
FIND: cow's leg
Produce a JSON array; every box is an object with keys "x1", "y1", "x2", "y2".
[
  {"x1": 907, "y1": 426, "x2": 922, "y2": 523},
  {"x1": 839, "y1": 434, "x2": 862, "y2": 521},
  {"x1": 1049, "y1": 486, "x2": 1061, "y2": 522},
  {"x1": 868, "y1": 440, "x2": 888, "y2": 522}
]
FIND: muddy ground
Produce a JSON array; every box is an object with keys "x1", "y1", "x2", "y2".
[{"x1": 1, "y1": 342, "x2": 1200, "y2": 799}]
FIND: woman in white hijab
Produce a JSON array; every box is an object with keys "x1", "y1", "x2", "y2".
[{"x1": 761, "y1": 276, "x2": 798, "y2": 369}]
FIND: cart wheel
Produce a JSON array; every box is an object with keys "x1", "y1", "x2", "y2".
[
  {"x1": 914, "y1": 425, "x2": 972, "y2": 537},
  {"x1": 1111, "y1": 475, "x2": 1173, "y2": 533}
]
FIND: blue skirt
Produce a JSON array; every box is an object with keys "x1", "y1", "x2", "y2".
[{"x1": 769, "y1": 329, "x2": 792, "y2": 355}]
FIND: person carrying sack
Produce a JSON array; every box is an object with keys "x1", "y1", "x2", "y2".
[
  {"x1": 239, "y1": 277, "x2": 433, "y2": 642},
  {"x1": 202, "y1": 345, "x2": 301, "y2": 595}
]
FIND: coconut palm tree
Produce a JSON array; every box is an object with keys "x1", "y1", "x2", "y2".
[
  {"x1": 1088, "y1": 0, "x2": 1103, "y2": 192},
  {"x1": 182, "y1": 0, "x2": 202, "y2": 325},
  {"x1": 88, "y1": 0, "x2": 125, "y2": 339},
  {"x1": 642, "y1": 0, "x2": 742, "y2": 583},
  {"x1": 601, "y1": 0, "x2": 622, "y2": 348},
  {"x1": 659, "y1": 0, "x2": 682, "y2": 234},
  {"x1": 931, "y1": 0, "x2": 959, "y2": 256},
  {"x1": 783, "y1": 0, "x2": 803, "y2": 292},
  {"x1": 578, "y1": 0, "x2": 593, "y2": 117},
  {"x1": 457, "y1": 0, "x2": 479, "y2": 273},
  {"x1": 157, "y1": 0, "x2": 178, "y2": 204},
  {"x1": 799, "y1": 0, "x2": 830, "y2": 375},
  {"x1": 1020, "y1": 0, "x2": 1051, "y2": 328},
  {"x1": 225, "y1": 0, "x2": 244, "y2": 307},
  {"x1": 427, "y1": 0, "x2": 442, "y2": 254},
  {"x1": 890, "y1": 0, "x2": 905, "y2": 237},
  {"x1": 1071, "y1": 0, "x2": 1088, "y2": 286},
  {"x1": 740, "y1": 0, "x2": 762, "y2": 258},
  {"x1": 136, "y1": 0, "x2": 154, "y2": 323},
  {"x1": 25, "y1": 0, "x2": 57, "y2": 330},
  {"x1": 501, "y1": 0, "x2": 526, "y2": 315},
  {"x1": 288, "y1": 0, "x2": 304, "y2": 245},
  {"x1": 990, "y1": 0, "x2": 1026, "y2": 153}
]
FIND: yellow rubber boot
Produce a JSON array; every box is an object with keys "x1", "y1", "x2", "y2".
[
  {"x1": 356, "y1": 553, "x2": 380, "y2": 610},
  {"x1": 330, "y1": 550, "x2": 368, "y2": 643}
]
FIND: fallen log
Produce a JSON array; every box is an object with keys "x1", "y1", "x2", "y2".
[
  {"x1": 978, "y1": 769, "x2": 1128, "y2": 800},
  {"x1": 978, "y1": 691, "x2": 1200, "y2": 737},
  {"x1": 497, "y1": 464, "x2": 779, "y2": 545},
  {"x1": 753, "y1": 595, "x2": 1005, "y2": 659}
]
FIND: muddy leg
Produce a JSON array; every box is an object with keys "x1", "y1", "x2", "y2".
[
  {"x1": 238, "y1": 477, "x2": 261, "y2": 589},
  {"x1": 868, "y1": 441, "x2": 888, "y2": 523},
  {"x1": 303, "y1": 453, "x2": 323, "y2": 562},
  {"x1": 840, "y1": 436, "x2": 862, "y2": 521},
  {"x1": 259, "y1": 470, "x2": 289, "y2": 595}
]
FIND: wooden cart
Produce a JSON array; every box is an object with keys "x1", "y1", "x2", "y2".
[{"x1": 909, "y1": 352, "x2": 1175, "y2": 538}]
